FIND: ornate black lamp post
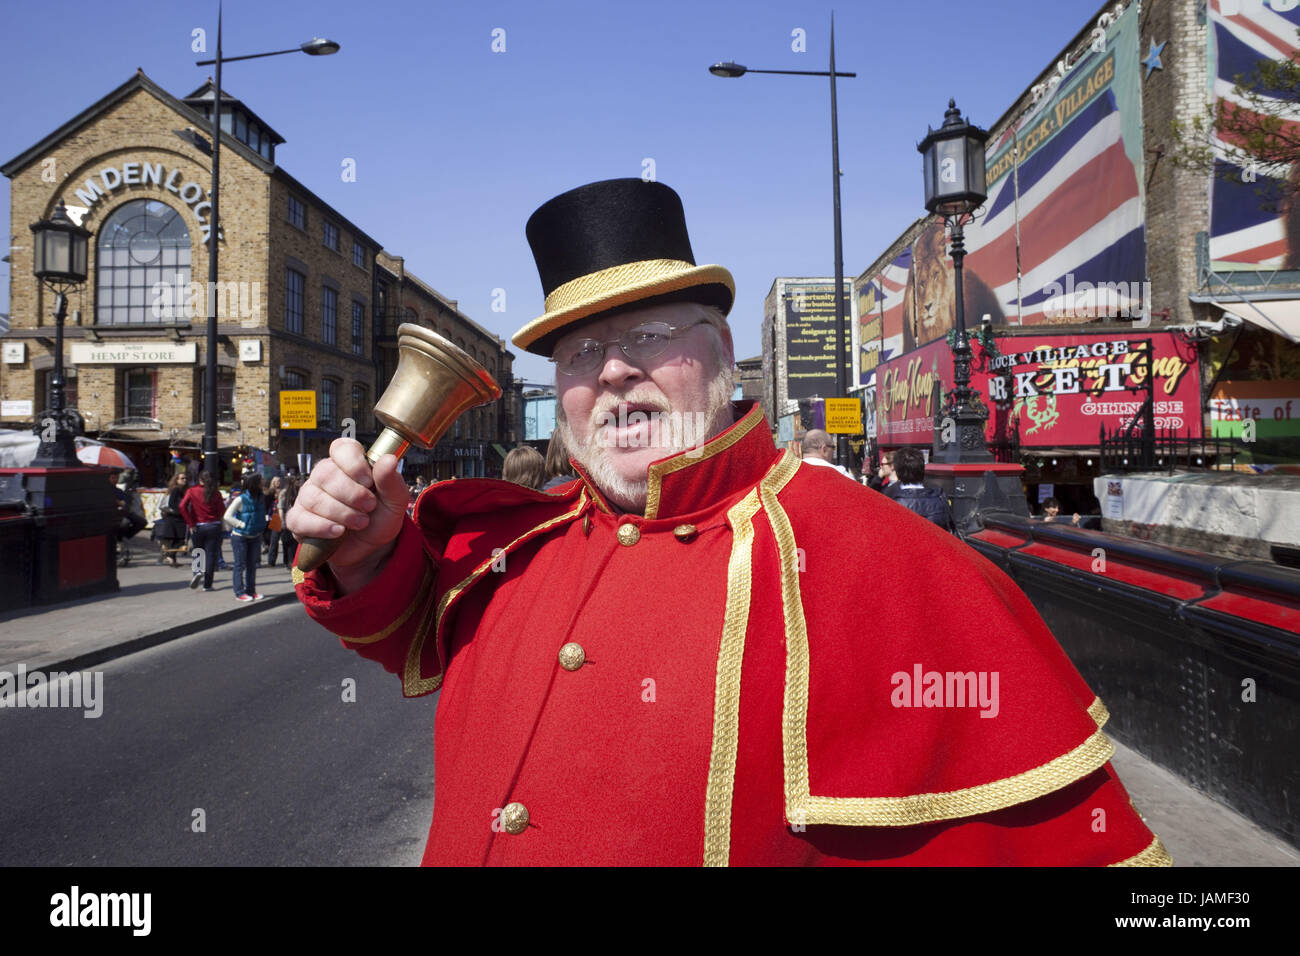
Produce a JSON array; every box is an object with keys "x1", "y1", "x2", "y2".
[
  {"x1": 918, "y1": 99, "x2": 991, "y2": 464},
  {"x1": 30, "y1": 199, "x2": 91, "y2": 468},
  {"x1": 194, "y1": 3, "x2": 339, "y2": 482}
]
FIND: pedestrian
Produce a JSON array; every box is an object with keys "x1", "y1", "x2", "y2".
[
  {"x1": 263, "y1": 476, "x2": 282, "y2": 562},
  {"x1": 116, "y1": 468, "x2": 147, "y2": 540},
  {"x1": 877, "y1": 450, "x2": 900, "y2": 497},
  {"x1": 150, "y1": 470, "x2": 190, "y2": 560},
  {"x1": 287, "y1": 177, "x2": 1166, "y2": 866},
  {"x1": 887, "y1": 447, "x2": 953, "y2": 531},
  {"x1": 276, "y1": 475, "x2": 299, "y2": 568},
  {"x1": 799, "y1": 428, "x2": 854, "y2": 478},
  {"x1": 502, "y1": 445, "x2": 547, "y2": 490},
  {"x1": 181, "y1": 470, "x2": 224, "y2": 591},
  {"x1": 224, "y1": 472, "x2": 267, "y2": 601},
  {"x1": 542, "y1": 431, "x2": 576, "y2": 490},
  {"x1": 1040, "y1": 496, "x2": 1082, "y2": 525}
]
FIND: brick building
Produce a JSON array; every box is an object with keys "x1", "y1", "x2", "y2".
[{"x1": 1, "y1": 70, "x2": 514, "y2": 487}]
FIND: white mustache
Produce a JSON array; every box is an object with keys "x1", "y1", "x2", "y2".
[{"x1": 590, "y1": 393, "x2": 670, "y2": 428}]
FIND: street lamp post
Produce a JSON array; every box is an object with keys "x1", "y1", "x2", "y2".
[
  {"x1": 918, "y1": 99, "x2": 991, "y2": 466},
  {"x1": 194, "y1": 3, "x2": 338, "y2": 482},
  {"x1": 916, "y1": 99, "x2": 1029, "y2": 531},
  {"x1": 710, "y1": 17, "x2": 856, "y2": 467},
  {"x1": 30, "y1": 199, "x2": 91, "y2": 468}
]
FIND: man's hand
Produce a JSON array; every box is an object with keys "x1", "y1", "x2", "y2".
[{"x1": 286, "y1": 438, "x2": 409, "y2": 593}]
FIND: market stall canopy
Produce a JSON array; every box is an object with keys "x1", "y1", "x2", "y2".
[{"x1": 1211, "y1": 298, "x2": 1300, "y2": 345}]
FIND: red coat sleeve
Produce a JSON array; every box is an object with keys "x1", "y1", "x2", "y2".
[{"x1": 293, "y1": 516, "x2": 443, "y2": 696}]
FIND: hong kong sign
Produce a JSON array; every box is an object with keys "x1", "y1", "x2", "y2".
[{"x1": 875, "y1": 332, "x2": 1202, "y2": 446}]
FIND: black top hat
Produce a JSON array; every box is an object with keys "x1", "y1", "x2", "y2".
[{"x1": 512, "y1": 179, "x2": 734, "y2": 356}]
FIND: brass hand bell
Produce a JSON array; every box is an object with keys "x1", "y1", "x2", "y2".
[{"x1": 294, "y1": 323, "x2": 501, "y2": 573}]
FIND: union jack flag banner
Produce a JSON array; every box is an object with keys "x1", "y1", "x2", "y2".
[
  {"x1": 1207, "y1": 0, "x2": 1300, "y2": 271},
  {"x1": 859, "y1": 1, "x2": 1149, "y2": 376},
  {"x1": 854, "y1": 247, "x2": 909, "y2": 386}
]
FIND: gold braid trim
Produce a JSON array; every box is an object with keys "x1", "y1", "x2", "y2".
[
  {"x1": 343, "y1": 565, "x2": 435, "y2": 645},
  {"x1": 401, "y1": 494, "x2": 589, "y2": 697},
  {"x1": 1108, "y1": 835, "x2": 1174, "y2": 867},
  {"x1": 544, "y1": 259, "x2": 697, "y2": 313},
  {"x1": 701, "y1": 488, "x2": 763, "y2": 868},
  {"x1": 645, "y1": 404, "x2": 764, "y2": 519},
  {"x1": 764, "y1": 457, "x2": 1119, "y2": 827}
]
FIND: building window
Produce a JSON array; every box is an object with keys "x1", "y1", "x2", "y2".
[
  {"x1": 319, "y1": 378, "x2": 339, "y2": 427},
  {"x1": 352, "y1": 242, "x2": 365, "y2": 268},
  {"x1": 282, "y1": 369, "x2": 307, "y2": 390},
  {"x1": 285, "y1": 268, "x2": 305, "y2": 333},
  {"x1": 95, "y1": 199, "x2": 191, "y2": 326},
  {"x1": 352, "y1": 384, "x2": 367, "y2": 427},
  {"x1": 322, "y1": 286, "x2": 338, "y2": 345},
  {"x1": 122, "y1": 368, "x2": 156, "y2": 419},
  {"x1": 197, "y1": 366, "x2": 236, "y2": 418},
  {"x1": 323, "y1": 221, "x2": 339, "y2": 252},
  {"x1": 288, "y1": 195, "x2": 306, "y2": 230},
  {"x1": 352, "y1": 301, "x2": 365, "y2": 355}
]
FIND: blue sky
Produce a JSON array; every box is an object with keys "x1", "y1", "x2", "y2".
[{"x1": 1, "y1": 0, "x2": 1107, "y2": 384}]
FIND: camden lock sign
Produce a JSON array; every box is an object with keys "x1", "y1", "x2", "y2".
[
  {"x1": 71, "y1": 160, "x2": 219, "y2": 243},
  {"x1": 70, "y1": 342, "x2": 196, "y2": 364}
]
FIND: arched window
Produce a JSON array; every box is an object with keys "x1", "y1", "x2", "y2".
[{"x1": 96, "y1": 199, "x2": 191, "y2": 325}]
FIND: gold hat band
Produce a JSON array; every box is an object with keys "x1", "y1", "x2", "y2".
[{"x1": 543, "y1": 258, "x2": 698, "y2": 314}]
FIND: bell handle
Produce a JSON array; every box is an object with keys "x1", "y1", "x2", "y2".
[{"x1": 293, "y1": 428, "x2": 410, "y2": 574}]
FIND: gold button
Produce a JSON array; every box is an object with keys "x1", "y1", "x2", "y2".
[
  {"x1": 558, "y1": 642, "x2": 586, "y2": 671},
  {"x1": 673, "y1": 523, "x2": 698, "y2": 542},
  {"x1": 501, "y1": 802, "x2": 529, "y2": 835},
  {"x1": 617, "y1": 523, "x2": 641, "y2": 546}
]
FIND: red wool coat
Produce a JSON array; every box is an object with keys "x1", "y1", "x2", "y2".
[{"x1": 295, "y1": 401, "x2": 1170, "y2": 866}]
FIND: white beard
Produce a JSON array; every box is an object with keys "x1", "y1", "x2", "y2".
[{"x1": 557, "y1": 362, "x2": 736, "y2": 513}]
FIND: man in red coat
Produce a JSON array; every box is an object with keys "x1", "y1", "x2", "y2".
[{"x1": 288, "y1": 179, "x2": 1170, "y2": 867}]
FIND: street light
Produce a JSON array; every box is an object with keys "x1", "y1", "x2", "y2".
[
  {"x1": 194, "y1": 3, "x2": 339, "y2": 482},
  {"x1": 710, "y1": 18, "x2": 857, "y2": 467},
  {"x1": 918, "y1": 99, "x2": 991, "y2": 465},
  {"x1": 30, "y1": 199, "x2": 91, "y2": 467}
]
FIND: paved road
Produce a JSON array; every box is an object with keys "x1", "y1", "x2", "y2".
[{"x1": 0, "y1": 604, "x2": 437, "y2": 865}]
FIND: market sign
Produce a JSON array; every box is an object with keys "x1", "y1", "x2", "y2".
[
  {"x1": 279, "y1": 390, "x2": 317, "y2": 430},
  {"x1": 1210, "y1": 381, "x2": 1300, "y2": 439},
  {"x1": 875, "y1": 332, "x2": 1202, "y2": 447},
  {"x1": 70, "y1": 342, "x2": 196, "y2": 364}
]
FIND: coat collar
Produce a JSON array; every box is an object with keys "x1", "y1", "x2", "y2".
[{"x1": 571, "y1": 400, "x2": 780, "y2": 520}]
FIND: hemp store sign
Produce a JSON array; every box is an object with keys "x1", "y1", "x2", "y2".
[
  {"x1": 71, "y1": 160, "x2": 220, "y2": 243},
  {"x1": 70, "y1": 342, "x2": 197, "y2": 365}
]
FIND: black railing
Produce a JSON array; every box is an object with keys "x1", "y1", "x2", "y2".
[{"x1": 1099, "y1": 419, "x2": 1240, "y2": 474}]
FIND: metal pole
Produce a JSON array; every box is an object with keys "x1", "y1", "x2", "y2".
[
  {"x1": 33, "y1": 291, "x2": 80, "y2": 467},
  {"x1": 949, "y1": 217, "x2": 971, "y2": 405},
  {"x1": 204, "y1": 1, "x2": 223, "y2": 483},
  {"x1": 829, "y1": 14, "x2": 847, "y2": 467}
]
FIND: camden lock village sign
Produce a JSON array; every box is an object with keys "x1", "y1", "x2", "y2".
[{"x1": 71, "y1": 159, "x2": 219, "y2": 242}]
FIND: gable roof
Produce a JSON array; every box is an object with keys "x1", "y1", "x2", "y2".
[{"x1": 1, "y1": 69, "x2": 275, "y2": 178}]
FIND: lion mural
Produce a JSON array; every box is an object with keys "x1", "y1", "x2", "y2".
[{"x1": 902, "y1": 221, "x2": 1006, "y2": 353}]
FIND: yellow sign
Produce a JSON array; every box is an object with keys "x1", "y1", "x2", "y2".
[
  {"x1": 279, "y1": 390, "x2": 317, "y2": 429},
  {"x1": 824, "y1": 398, "x2": 863, "y2": 435}
]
